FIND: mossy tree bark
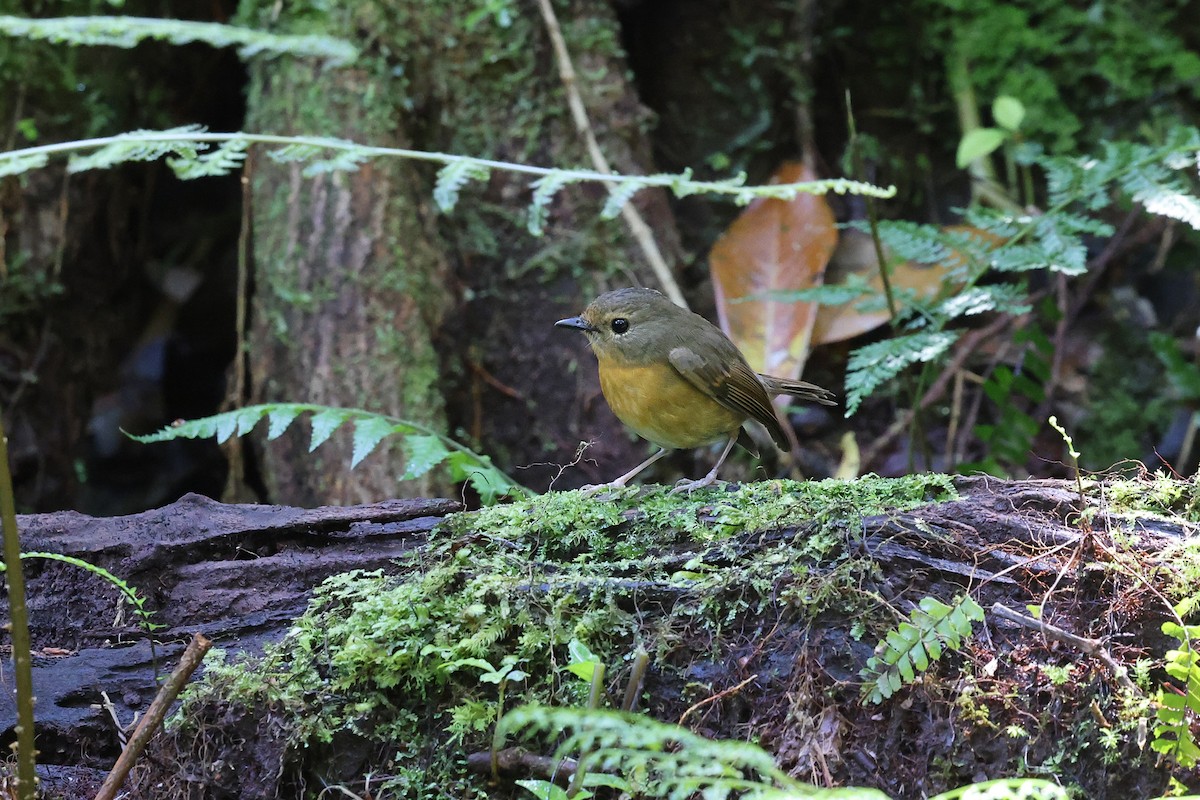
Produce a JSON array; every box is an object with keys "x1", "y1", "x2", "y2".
[{"x1": 236, "y1": 1, "x2": 682, "y2": 504}]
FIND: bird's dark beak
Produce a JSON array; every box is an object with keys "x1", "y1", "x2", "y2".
[{"x1": 555, "y1": 316, "x2": 597, "y2": 333}]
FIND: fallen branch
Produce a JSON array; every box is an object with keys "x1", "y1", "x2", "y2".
[
  {"x1": 990, "y1": 603, "x2": 1139, "y2": 695},
  {"x1": 94, "y1": 632, "x2": 213, "y2": 800},
  {"x1": 465, "y1": 747, "x2": 578, "y2": 782}
]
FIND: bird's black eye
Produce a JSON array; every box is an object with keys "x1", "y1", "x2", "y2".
[{"x1": 611, "y1": 318, "x2": 629, "y2": 334}]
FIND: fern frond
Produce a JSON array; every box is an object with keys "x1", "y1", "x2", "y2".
[
  {"x1": 600, "y1": 179, "x2": 644, "y2": 219},
  {"x1": 752, "y1": 278, "x2": 874, "y2": 307},
  {"x1": 866, "y1": 221, "x2": 958, "y2": 268},
  {"x1": 860, "y1": 595, "x2": 984, "y2": 704},
  {"x1": 299, "y1": 142, "x2": 372, "y2": 176},
  {"x1": 0, "y1": 130, "x2": 895, "y2": 210},
  {"x1": 499, "y1": 706, "x2": 890, "y2": 800},
  {"x1": 0, "y1": 15, "x2": 358, "y2": 65},
  {"x1": 928, "y1": 778, "x2": 1070, "y2": 800},
  {"x1": 1123, "y1": 166, "x2": 1200, "y2": 230},
  {"x1": 844, "y1": 331, "x2": 959, "y2": 415},
  {"x1": 938, "y1": 285, "x2": 1031, "y2": 320},
  {"x1": 1151, "y1": 621, "x2": 1200, "y2": 767},
  {"x1": 128, "y1": 403, "x2": 528, "y2": 504},
  {"x1": 0, "y1": 151, "x2": 48, "y2": 178}
]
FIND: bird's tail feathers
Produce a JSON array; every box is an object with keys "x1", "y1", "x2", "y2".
[{"x1": 758, "y1": 375, "x2": 837, "y2": 406}]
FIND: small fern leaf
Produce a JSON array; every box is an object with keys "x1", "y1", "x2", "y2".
[
  {"x1": 434, "y1": 160, "x2": 491, "y2": 213},
  {"x1": 861, "y1": 595, "x2": 982, "y2": 704},
  {"x1": 300, "y1": 142, "x2": 370, "y2": 176},
  {"x1": 939, "y1": 285, "x2": 1031, "y2": 320},
  {"x1": 68, "y1": 125, "x2": 206, "y2": 173},
  {"x1": 350, "y1": 416, "x2": 395, "y2": 468},
  {"x1": 308, "y1": 408, "x2": 348, "y2": 452},
  {"x1": 267, "y1": 406, "x2": 303, "y2": 440},
  {"x1": 233, "y1": 406, "x2": 265, "y2": 438},
  {"x1": 214, "y1": 410, "x2": 243, "y2": 444},
  {"x1": 0, "y1": 16, "x2": 358, "y2": 64},
  {"x1": 600, "y1": 179, "x2": 644, "y2": 219},
  {"x1": 268, "y1": 143, "x2": 327, "y2": 164},
  {"x1": 169, "y1": 138, "x2": 248, "y2": 179},
  {"x1": 1135, "y1": 181, "x2": 1200, "y2": 229},
  {"x1": 0, "y1": 150, "x2": 49, "y2": 178},
  {"x1": 401, "y1": 434, "x2": 451, "y2": 480},
  {"x1": 527, "y1": 171, "x2": 573, "y2": 236},
  {"x1": 845, "y1": 330, "x2": 959, "y2": 415}
]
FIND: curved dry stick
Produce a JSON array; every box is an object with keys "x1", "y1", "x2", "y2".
[{"x1": 534, "y1": 0, "x2": 687, "y2": 309}]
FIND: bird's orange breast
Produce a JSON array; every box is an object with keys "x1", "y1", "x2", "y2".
[{"x1": 597, "y1": 359, "x2": 745, "y2": 449}]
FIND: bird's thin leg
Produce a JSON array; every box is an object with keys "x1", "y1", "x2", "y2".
[
  {"x1": 670, "y1": 433, "x2": 738, "y2": 494},
  {"x1": 581, "y1": 447, "x2": 670, "y2": 495}
]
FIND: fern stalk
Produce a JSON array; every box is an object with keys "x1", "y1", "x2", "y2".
[{"x1": 0, "y1": 130, "x2": 894, "y2": 204}]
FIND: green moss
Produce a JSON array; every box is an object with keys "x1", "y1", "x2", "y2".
[
  {"x1": 170, "y1": 475, "x2": 955, "y2": 795},
  {"x1": 1105, "y1": 473, "x2": 1200, "y2": 523}
]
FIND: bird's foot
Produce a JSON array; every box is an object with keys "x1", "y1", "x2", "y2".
[
  {"x1": 579, "y1": 481, "x2": 633, "y2": 498},
  {"x1": 668, "y1": 475, "x2": 725, "y2": 495}
]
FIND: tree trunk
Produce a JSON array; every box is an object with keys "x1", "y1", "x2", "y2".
[
  {"x1": 235, "y1": 0, "x2": 683, "y2": 505},
  {"x1": 240, "y1": 40, "x2": 454, "y2": 504}
]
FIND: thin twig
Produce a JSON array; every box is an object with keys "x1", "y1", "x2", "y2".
[
  {"x1": 990, "y1": 603, "x2": 1138, "y2": 695},
  {"x1": 862, "y1": 314, "x2": 1012, "y2": 467},
  {"x1": 534, "y1": 0, "x2": 686, "y2": 309},
  {"x1": 222, "y1": 150, "x2": 253, "y2": 500},
  {"x1": 678, "y1": 674, "x2": 759, "y2": 725},
  {"x1": 94, "y1": 632, "x2": 214, "y2": 800}
]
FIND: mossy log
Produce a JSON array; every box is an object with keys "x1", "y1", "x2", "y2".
[{"x1": 3, "y1": 476, "x2": 1198, "y2": 799}]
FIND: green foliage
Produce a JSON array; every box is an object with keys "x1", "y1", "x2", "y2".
[
  {"x1": 928, "y1": 0, "x2": 1200, "y2": 153},
  {"x1": 127, "y1": 403, "x2": 528, "y2": 504},
  {"x1": 1152, "y1": 620, "x2": 1200, "y2": 767},
  {"x1": 860, "y1": 595, "x2": 985, "y2": 704},
  {"x1": 830, "y1": 126, "x2": 1200, "y2": 420},
  {"x1": 1151, "y1": 331, "x2": 1200, "y2": 404},
  {"x1": 0, "y1": 14, "x2": 358, "y2": 64},
  {"x1": 0, "y1": 252, "x2": 62, "y2": 322},
  {"x1": 956, "y1": 96, "x2": 1026, "y2": 168},
  {"x1": 1072, "y1": 324, "x2": 1176, "y2": 473},
  {"x1": 500, "y1": 705, "x2": 890, "y2": 800},
  {"x1": 164, "y1": 475, "x2": 955, "y2": 794},
  {"x1": 962, "y1": 319, "x2": 1053, "y2": 476}
]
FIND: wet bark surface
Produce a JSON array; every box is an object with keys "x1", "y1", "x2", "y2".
[{"x1": 1, "y1": 492, "x2": 459, "y2": 792}]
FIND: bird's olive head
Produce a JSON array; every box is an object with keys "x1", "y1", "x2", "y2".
[{"x1": 555, "y1": 287, "x2": 683, "y2": 364}]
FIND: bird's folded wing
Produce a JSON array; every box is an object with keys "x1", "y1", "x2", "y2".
[{"x1": 668, "y1": 345, "x2": 789, "y2": 448}]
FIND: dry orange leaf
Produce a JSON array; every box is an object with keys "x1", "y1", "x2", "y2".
[
  {"x1": 710, "y1": 162, "x2": 836, "y2": 378},
  {"x1": 812, "y1": 226, "x2": 999, "y2": 345}
]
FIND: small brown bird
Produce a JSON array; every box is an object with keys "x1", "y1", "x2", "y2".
[{"x1": 556, "y1": 287, "x2": 836, "y2": 492}]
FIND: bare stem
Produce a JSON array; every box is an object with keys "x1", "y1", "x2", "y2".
[{"x1": 0, "y1": 417, "x2": 38, "y2": 800}]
